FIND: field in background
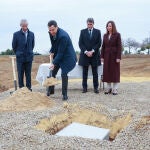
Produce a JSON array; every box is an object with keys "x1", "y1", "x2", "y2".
[{"x1": 0, "y1": 55, "x2": 150, "y2": 92}]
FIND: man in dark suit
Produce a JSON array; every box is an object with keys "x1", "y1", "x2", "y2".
[
  {"x1": 48, "y1": 20, "x2": 77, "y2": 100},
  {"x1": 79, "y1": 18, "x2": 101, "y2": 93},
  {"x1": 12, "y1": 19, "x2": 35, "y2": 91}
]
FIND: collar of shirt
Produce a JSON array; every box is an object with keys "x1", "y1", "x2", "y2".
[
  {"x1": 22, "y1": 30, "x2": 28, "y2": 34},
  {"x1": 88, "y1": 28, "x2": 93, "y2": 32},
  {"x1": 53, "y1": 35, "x2": 57, "y2": 40},
  {"x1": 22, "y1": 30, "x2": 28, "y2": 39}
]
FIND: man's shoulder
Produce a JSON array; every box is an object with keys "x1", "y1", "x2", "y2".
[
  {"x1": 81, "y1": 28, "x2": 87, "y2": 32},
  {"x1": 58, "y1": 28, "x2": 69, "y2": 39},
  {"x1": 93, "y1": 28, "x2": 101, "y2": 32},
  {"x1": 28, "y1": 30, "x2": 34, "y2": 35},
  {"x1": 13, "y1": 30, "x2": 21, "y2": 35}
]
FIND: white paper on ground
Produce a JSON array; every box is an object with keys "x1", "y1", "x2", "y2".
[{"x1": 56, "y1": 122, "x2": 110, "y2": 140}]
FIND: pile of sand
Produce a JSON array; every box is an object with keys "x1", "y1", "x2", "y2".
[
  {"x1": 35, "y1": 103, "x2": 132, "y2": 140},
  {"x1": 43, "y1": 77, "x2": 59, "y2": 87},
  {"x1": 0, "y1": 85, "x2": 8, "y2": 92},
  {"x1": 0, "y1": 87, "x2": 54, "y2": 112},
  {"x1": 135, "y1": 116, "x2": 150, "y2": 130}
]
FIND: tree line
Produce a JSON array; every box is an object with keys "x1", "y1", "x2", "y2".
[
  {"x1": 0, "y1": 50, "x2": 41, "y2": 55},
  {"x1": 0, "y1": 37, "x2": 150, "y2": 55},
  {"x1": 123, "y1": 37, "x2": 150, "y2": 55}
]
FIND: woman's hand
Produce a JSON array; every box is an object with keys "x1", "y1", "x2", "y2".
[
  {"x1": 101, "y1": 58, "x2": 104, "y2": 64},
  {"x1": 116, "y1": 59, "x2": 120, "y2": 63}
]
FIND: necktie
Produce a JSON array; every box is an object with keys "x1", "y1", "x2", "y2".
[{"x1": 89, "y1": 29, "x2": 92, "y2": 39}]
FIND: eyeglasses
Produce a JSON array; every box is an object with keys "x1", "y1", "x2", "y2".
[{"x1": 88, "y1": 24, "x2": 93, "y2": 25}]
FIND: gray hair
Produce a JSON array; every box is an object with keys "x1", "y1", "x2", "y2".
[
  {"x1": 87, "y1": 18, "x2": 94, "y2": 24},
  {"x1": 20, "y1": 19, "x2": 28, "y2": 26}
]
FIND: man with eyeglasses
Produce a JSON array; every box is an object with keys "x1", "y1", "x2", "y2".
[
  {"x1": 12, "y1": 19, "x2": 35, "y2": 91},
  {"x1": 79, "y1": 18, "x2": 101, "y2": 93}
]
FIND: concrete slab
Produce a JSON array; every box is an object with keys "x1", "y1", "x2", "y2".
[{"x1": 56, "y1": 122, "x2": 110, "y2": 140}]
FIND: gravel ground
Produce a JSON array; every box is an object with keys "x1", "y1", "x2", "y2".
[{"x1": 0, "y1": 81, "x2": 150, "y2": 150}]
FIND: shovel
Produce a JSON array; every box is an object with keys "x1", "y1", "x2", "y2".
[
  {"x1": 10, "y1": 56, "x2": 17, "y2": 94},
  {"x1": 46, "y1": 55, "x2": 53, "y2": 96}
]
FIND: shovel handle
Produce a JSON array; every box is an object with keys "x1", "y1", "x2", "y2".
[
  {"x1": 10, "y1": 57, "x2": 17, "y2": 80},
  {"x1": 49, "y1": 53, "x2": 53, "y2": 64},
  {"x1": 10, "y1": 56, "x2": 17, "y2": 90}
]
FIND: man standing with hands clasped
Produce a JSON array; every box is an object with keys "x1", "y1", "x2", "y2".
[
  {"x1": 79, "y1": 18, "x2": 101, "y2": 93},
  {"x1": 12, "y1": 19, "x2": 35, "y2": 91}
]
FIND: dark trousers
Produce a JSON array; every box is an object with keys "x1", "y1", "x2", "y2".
[
  {"x1": 16, "y1": 61, "x2": 32, "y2": 90},
  {"x1": 51, "y1": 65, "x2": 68, "y2": 79},
  {"x1": 50, "y1": 65, "x2": 68, "y2": 95},
  {"x1": 82, "y1": 65, "x2": 99, "y2": 89}
]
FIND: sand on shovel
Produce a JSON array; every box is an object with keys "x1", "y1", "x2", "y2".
[
  {"x1": 43, "y1": 77, "x2": 59, "y2": 87},
  {"x1": 0, "y1": 87, "x2": 54, "y2": 112}
]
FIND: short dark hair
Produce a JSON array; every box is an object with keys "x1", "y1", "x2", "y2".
[
  {"x1": 87, "y1": 18, "x2": 94, "y2": 24},
  {"x1": 48, "y1": 20, "x2": 58, "y2": 27}
]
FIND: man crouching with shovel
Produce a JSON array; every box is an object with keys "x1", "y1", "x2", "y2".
[{"x1": 47, "y1": 20, "x2": 77, "y2": 100}]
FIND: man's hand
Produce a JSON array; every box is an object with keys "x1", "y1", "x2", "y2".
[
  {"x1": 49, "y1": 63, "x2": 55, "y2": 70},
  {"x1": 85, "y1": 51, "x2": 93, "y2": 57},
  {"x1": 49, "y1": 53, "x2": 54, "y2": 58}
]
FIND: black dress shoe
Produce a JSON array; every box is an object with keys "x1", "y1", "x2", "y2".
[
  {"x1": 82, "y1": 89, "x2": 87, "y2": 93},
  {"x1": 104, "y1": 88, "x2": 112, "y2": 94},
  {"x1": 62, "y1": 95, "x2": 68, "y2": 100},
  {"x1": 112, "y1": 89, "x2": 118, "y2": 95},
  {"x1": 94, "y1": 89, "x2": 99, "y2": 93},
  {"x1": 112, "y1": 92, "x2": 118, "y2": 95}
]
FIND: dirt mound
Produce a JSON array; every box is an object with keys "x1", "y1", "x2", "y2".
[
  {"x1": 35, "y1": 103, "x2": 132, "y2": 140},
  {"x1": 0, "y1": 87, "x2": 54, "y2": 112},
  {"x1": 0, "y1": 85, "x2": 8, "y2": 92},
  {"x1": 135, "y1": 116, "x2": 150, "y2": 130}
]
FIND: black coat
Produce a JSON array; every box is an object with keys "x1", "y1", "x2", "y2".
[
  {"x1": 12, "y1": 29, "x2": 35, "y2": 62},
  {"x1": 49, "y1": 28, "x2": 77, "y2": 74},
  {"x1": 78, "y1": 28, "x2": 101, "y2": 66}
]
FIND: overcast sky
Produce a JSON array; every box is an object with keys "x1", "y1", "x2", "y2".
[{"x1": 0, "y1": 0, "x2": 150, "y2": 54}]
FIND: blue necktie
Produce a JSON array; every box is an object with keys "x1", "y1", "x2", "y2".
[{"x1": 89, "y1": 29, "x2": 92, "y2": 39}]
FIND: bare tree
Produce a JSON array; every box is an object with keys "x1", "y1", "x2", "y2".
[
  {"x1": 141, "y1": 38, "x2": 150, "y2": 55},
  {"x1": 133, "y1": 41, "x2": 140, "y2": 54},
  {"x1": 121, "y1": 39, "x2": 125, "y2": 54},
  {"x1": 125, "y1": 38, "x2": 140, "y2": 54}
]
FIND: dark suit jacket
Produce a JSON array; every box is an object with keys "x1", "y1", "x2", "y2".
[
  {"x1": 49, "y1": 28, "x2": 77, "y2": 74},
  {"x1": 12, "y1": 29, "x2": 35, "y2": 62},
  {"x1": 78, "y1": 28, "x2": 101, "y2": 66}
]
